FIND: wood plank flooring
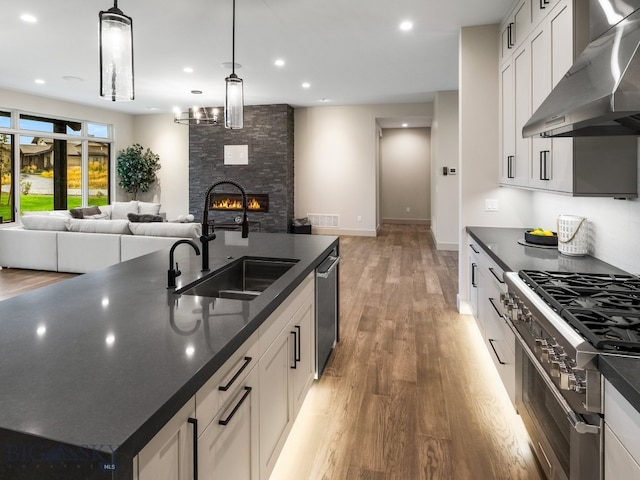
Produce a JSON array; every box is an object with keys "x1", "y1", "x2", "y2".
[
  {"x1": 0, "y1": 267, "x2": 76, "y2": 301},
  {"x1": 271, "y1": 225, "x2": 543, "y2": 480},
  {"x1": 0, "y1": 226, "x2": 543, "y2": 479}
]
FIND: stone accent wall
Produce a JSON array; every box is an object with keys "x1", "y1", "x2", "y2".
[{"x1": 189, "y1": 104, "x2": 294, "y2": 233}]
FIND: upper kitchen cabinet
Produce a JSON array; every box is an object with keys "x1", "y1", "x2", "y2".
[
  {"x1": 500, "y1": 0, "x2": 532, "y2": 64},
  {"x1": 498, "y1": 0, "x2": 639, "y2": 198}
]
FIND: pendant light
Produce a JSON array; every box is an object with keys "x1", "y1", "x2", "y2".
[
  {"x1": 99, "y1": 0, "x2": 134, "y2": 101},
  {"x1": 225, "y1": 0, "x2": 243, "y2": 129}
]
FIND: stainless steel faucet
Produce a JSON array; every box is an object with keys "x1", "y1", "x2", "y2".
[
  {"x1": 201, "y1": 180, "x2": 249, "y2": 271},
  {"x1": 168, "y1": 239, "x2": 201, "y2": 288}
]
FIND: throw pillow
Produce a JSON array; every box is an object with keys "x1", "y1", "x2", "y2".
[
  {"x1": 111, "y1": 201, "x2": 139, "y2": 220},
  {"x1": 127, "y1": 213, "x2": 163, "y2": 223},
  {"x1": 128, "y1": 222, "x2": 202, "y2": 239},
  {"x1": 65, "y1": 218, "x2": 131, "y2": 234},
  {"x1": 21, "y1": 215, "x2": 68, "y2": 231},
  {"x1": 138, "y1": 202, "x2": 161, "y2": 216},
  {"x1": 70, "y1": 206, "x2": 102, "y2": 219}
]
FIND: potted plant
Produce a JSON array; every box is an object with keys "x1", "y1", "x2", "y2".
[{"x1": 116, "y1": 144, "x2": 161, "y2": 200}]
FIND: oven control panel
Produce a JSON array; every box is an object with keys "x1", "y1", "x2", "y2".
[{"x1": 501, "y1": 292, "x2": 586, "y2": 394}]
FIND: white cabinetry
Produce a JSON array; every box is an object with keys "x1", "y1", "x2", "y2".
[
  {"x1": 466, "y1": 234, "x2": 516, "y2": 405},
  {"x1": 604, "y1": 380, "x2": 640, "y2": 479},
  {"x1": 259, "y1": 274, "x2": 315, "y2": 480},
  {"x1": 500, "y1": 0, "x2": 532, "y2": 64},
  {"x1": 135, "y1": 273, "x2": 316, "y2": 480},
  {"x1": 136, "y1": 398, "x2": 196, "y2": 480},
  {"x1": 497, "y1": 0, "x2": 636, "y2": 197}
]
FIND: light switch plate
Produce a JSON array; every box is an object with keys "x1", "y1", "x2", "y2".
[
  {"x1": 224, "y1": 145, "x2": 249, "y2": 165},
  {"x1": 485, "y1": 199, "x2": 499, "y2": 212}
]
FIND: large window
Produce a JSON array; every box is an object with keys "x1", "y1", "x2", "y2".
[
  {"x1": 0, "y1": 110, "x2": 113, "y2": 220},
  {"x1": 0, "y1": 131, "x2": 13, "y2": 222}
]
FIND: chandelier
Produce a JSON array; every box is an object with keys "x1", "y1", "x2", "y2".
[{"x1": 173, "y1": 107, "x2": 219, "y2": 126}]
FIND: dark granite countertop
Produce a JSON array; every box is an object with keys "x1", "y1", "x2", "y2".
[
  {"x1": 0, "y1": 231, "x2": 338, "y2": 479},
  {"x1": 466, "y1": 226, "x2": 640, "y2": 415},
  {"x1": 466, "y1": 226, "x2": 626, "y2": 274}
]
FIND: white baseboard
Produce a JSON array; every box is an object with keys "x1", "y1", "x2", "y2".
[
  {"x1": 311, "y1": 227, "x2": 377, "y2": 237},
  {"x1": 457, "y1": 296, "x2": 472, "y2": 315},
  {"x1": 381, "y1": 218, "x2": 430, "y2": 225},
  {"x1": 430, "y1": 228, "x2": 459, "y2": 251}
]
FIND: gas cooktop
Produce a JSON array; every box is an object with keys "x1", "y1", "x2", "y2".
[{"x1": 519, "y1": 270, "x2": 640, "y2": 352}]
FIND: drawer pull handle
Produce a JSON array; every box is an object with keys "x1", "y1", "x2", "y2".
[
  {"x1": 295, "y1": 325, "x2": 301, "y2": 362},
  {"x1": 471, "y1": 263, "x2": 478, "y2": 287},
  {"x1": 488, "y1": 267, "x2": 505, "y2": 284},
  {"x1": 488, "y1": 339, "x2": 507, "y2": 365},
  {"x1": 187, "y1": 417, "x2": 198, "y2": 480},
  {"x1": 469, "y1": 244, "x2": 480, "y2": 254},
  {"x1": 488, "y1": 297, "x2": 504, "y2": 319},
  {"x1": 219, "y1": 356, "x2": 252, "y2": 391},
  {"x1": 290, "y1": 330, "x2": 298, "y2": 369},
  {"x1": 219, "y1": 386, "x2": 252, "y2": 426}
]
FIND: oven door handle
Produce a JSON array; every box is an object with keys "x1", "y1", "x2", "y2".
[{"x1": 514, "y1": 328, "x2": 600, "y2": 435}]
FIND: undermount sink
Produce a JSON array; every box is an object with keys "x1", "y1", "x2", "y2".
[{"x1": 176, "y1": 257, "x2": 298, "y2": 300}]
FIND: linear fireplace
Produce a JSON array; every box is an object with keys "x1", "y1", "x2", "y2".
[{"x1": 210, "y1": 193, "x2": 269, "y2": 213}]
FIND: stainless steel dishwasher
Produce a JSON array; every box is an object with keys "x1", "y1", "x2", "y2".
[{"x1": 315, "y1": 249, "x2": 340, "y2": 377}]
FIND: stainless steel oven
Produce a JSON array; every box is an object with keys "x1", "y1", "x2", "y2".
[
  {"x1": 515, "y1": 333, "x2": 601, "y2": 480},
  {"x1": 504, "y1": 271, "x2": 603, "y2": 480}
]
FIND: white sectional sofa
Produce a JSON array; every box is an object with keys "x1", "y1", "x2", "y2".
[{"x1": 0, "y1": 201, "x2": 201, "y2": 274}]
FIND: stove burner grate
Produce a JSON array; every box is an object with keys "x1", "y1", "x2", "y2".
[{"x1": 562, "y1": 308, "x2": 640, "y2": 351}]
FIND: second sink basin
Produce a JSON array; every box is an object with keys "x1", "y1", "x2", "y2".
[{"x1": 177, "y1": 256, "x2": 298, "y2": 300}]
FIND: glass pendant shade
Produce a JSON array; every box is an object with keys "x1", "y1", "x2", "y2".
[
  {"x1": 99, "y1": 5, "x2": 134, "y2": 101},
  {"x1": 225, "y1": 74, "x2": 244, "y2": 129}
]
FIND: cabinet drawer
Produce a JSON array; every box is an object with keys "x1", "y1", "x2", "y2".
[
  {"x1": 197, "y1": 334, "x2": 258, "y2": 433},
  {"x1": 604, "y1": 380, "x2": 640, "y2": 466},
  {"x1": 604, "y1": 424, "x2": 640, "y2": 480}
]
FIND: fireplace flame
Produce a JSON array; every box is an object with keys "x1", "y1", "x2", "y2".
[{"x1": 212, "y1": 197, "x2": 263, "y2": 210}]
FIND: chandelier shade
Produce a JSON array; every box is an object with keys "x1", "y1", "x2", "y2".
[
  {"x1": 224, "y1": 0, "x2": 244, "y2": 129},
  {"x1": 99, "y1": 1, "x2": 134, "y2": 101},
  {"x1": 225, "y1": 74, "x2": 244, "y2": 129}
]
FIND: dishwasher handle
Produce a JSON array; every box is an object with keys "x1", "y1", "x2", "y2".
[{"x1": 316, "y1": 255, "x2": 340, "y2": 278}]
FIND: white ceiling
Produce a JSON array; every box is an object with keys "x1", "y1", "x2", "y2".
[{"x1": 2, "y1": 0, "x2": 513, "y2": 124}]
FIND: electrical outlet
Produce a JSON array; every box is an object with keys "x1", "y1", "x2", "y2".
[
  {"x1": 357, "y1": 215, "x2": 362, "y2": 222},
  {"x1": 406, "y1": 207, "x2": 410, "y2": 213}
]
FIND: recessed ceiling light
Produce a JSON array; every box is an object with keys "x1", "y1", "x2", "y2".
[
  {"x1": 146, "y1": 107, "x2": 160, "y2": 111},
  {"x1": 302, "y1": 82, "x2": 311, "y2": 89},
  {"x1": 402, "y1": 123, "x2": 408, "y2": 127},
  {"x1": 274, "y1": 59, "x2": 285, "y2": 67},
  {"x1": 62, "y1": 75, "x2": 84, "y2": 82},
  {"x1": 20, "y1": 13, "x2": 37, "y2": 23},
  {"x1": 318, "y1": 98, "x2": 330, "y2": 103},
  {"x1": 191, "y1": 90, "x2": 203, "y2": 95},
  {"x1": 35, "y1": 79, "x2": 45, "y2": 85},
  {"x1": 183, "y1": 67, "x2": 194, "y2": 73},
  {"x1": 399, "y1": 20, "x2": 413, "y2": 31}
]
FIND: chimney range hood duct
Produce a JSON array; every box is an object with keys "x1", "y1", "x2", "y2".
[{"x1": 523, "y1": 2, "x2": 640, "y2": 138}]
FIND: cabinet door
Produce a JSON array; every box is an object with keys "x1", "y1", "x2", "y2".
[
  {"x1": 290, "y1": 296, "x2": 315, "y2": 415},
  {"x1": 513, "y1": 44, "x2": 531, "y2": 187},
  {"x1": 499, "y1": 60, "x2": 516, "y2": 185},
  {"x1": 198, "y1": 367, "x2": 259, "y2": 480},
  {"x1": 604, "y1": 424, "x2": 640, "y2": 480},
  {"x1": 529, "y1": 23, "x2": 552, "y2": 189},
  {"x1": 259, "y1": 328, "x2": 294, "y2": 480},
  {"x1": 137, "y1": 398, "x2": 196, "y2": 480},
  {"x1": 547, "y1": 0, "x2": 574, "y2": 193}
]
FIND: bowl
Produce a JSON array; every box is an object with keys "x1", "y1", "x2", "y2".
[{"x1": 524, "y1": 230, "x2": 558, "y2": 246}]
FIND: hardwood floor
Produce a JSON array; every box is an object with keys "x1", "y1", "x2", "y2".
[
  {"x1": 271, "y1": 225, "x2": 543, "y2": 480},
  {"x1": 0, "y1": 226, "x2": 543, "y2": 480},
  {"x1": 0, "y1": 267, "x2": 77, "y2": 301}
]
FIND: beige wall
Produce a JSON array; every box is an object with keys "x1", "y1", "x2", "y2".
[
  {"x1": 431, "y1": 90, "x2": 460, "y2": 250},
  {"x1": 294, "y1": 103, "x2": 433, "y2": 236},
  {"x1": 379, "y1": 128, "x2": 431, "y2": 223},
  {"x1": 132, "y1": 114, "x2": 189, "y2": 221},
  {"x1": 458, "y1": 25, "x2": 532, "y2": 310}
]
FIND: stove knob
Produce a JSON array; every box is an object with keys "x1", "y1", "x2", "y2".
[
  {"x1": 573, "y1": 379, "x2": 586, "y2": 394},
  {"x1": 540, "y1": 346, "x2": 552, "y2": 363},
  {"x1": 560, "y1": 370, "x2": 576, "y2": 391},
  {"x1": 550, "y1": 358, "x2": 563, "y2": 377}
]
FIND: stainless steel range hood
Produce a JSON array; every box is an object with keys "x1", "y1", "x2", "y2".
[{"x1": 523, "y1": 1, "x2": 640, "y2": 137}]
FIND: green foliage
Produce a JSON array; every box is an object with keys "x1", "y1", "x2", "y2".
[{"x1": 116, "y1": 144, "x2": 161, "y2": 200}]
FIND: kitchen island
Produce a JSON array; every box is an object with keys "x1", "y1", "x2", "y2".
[{"x1": 0, "y1": 231, "x2": 338, "y2": 479}]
